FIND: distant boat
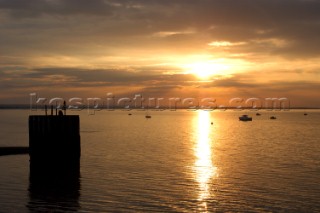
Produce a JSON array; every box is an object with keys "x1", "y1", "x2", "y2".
[
  {"x1": 270, "y1": 116, "x2": 277, "y2": 119},
  {"x1": 239, "y1": 115, "x2": 252, "y2": 121},
  {"x1": 256, "y1": 113, "x2": 261, "y2": 116},
  {"x1": 145, "y1": 107, "x2": 151, "y2": 118}
]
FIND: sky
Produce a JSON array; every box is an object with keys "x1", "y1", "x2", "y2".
[{"x1": 0, "y1": 0, "x2": 320, "y2": 107}]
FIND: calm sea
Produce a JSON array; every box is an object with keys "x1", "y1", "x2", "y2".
[{"x1": 0, "y1": 109, "x2": 319, "y2": 212}]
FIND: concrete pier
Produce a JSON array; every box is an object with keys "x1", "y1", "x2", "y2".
[
  {"x1": 29, "y1": 115, "x2": 81, "y2": 164},
  {"x1": 28, "y1": 114, "x2": 81, "y2": 212}
]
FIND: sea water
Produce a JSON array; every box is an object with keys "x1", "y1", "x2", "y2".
[{"x1": 0, "y1": 109, "x2": 319, "y2": 212}]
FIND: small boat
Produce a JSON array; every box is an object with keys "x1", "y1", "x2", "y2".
[
  {"x1": 270, "y1": 116, "x2": 277, "y2": 119},
  {"x1": 239, "y1": 115, "x2": 252, "y2": 121},
  {"x1": 145, "y1": 105, "x2": 151, "y2": 118},
  {"x1": 256, "y1": 113, "x2": 261, "y2": 116}
]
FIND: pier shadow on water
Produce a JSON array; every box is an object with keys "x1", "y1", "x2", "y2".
[{"x1": 27, "y1": 160, "x2": 81, "y2": 212}]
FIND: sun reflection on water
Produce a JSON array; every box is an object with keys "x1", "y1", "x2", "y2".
[{"x1": 193, "y1": 111, "x2": 217, "y2": 211}]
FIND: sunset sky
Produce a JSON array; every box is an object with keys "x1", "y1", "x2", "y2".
[{"x1": 0, "y1": 0, "x2": 320, "y2": 107}]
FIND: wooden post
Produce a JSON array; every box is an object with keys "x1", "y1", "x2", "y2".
[{"x1": 63, "y1": 101, "x2": 67, "y2": 115}]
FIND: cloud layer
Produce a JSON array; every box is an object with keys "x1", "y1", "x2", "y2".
[{"x1": 0, "y1": 0, "x2": 320, "y2": 106}]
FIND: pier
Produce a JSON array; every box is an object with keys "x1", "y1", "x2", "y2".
[
  {"x1": 29, "y1": 114, "x2": 81, "y2": 163},
  {"x1": 0, "y1": 147, "x2": 29, "y2": 156},
  {"x1": 28, "y1": 108, "x2": 81, "y2": 211},
  {"x1": 0, "y1": 104, "x2": 81, "y2": 161},
  {"x1": 28, "y1": 107, "x2": 81, "y2": 191}
]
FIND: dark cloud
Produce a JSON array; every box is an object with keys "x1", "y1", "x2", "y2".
[
  {"x1": 140, "y1": 0, "x2": 320, "y2": 52},
  {"x1": 1, "y1": 0, "x2": 320, "y2": 57},
  {"x1": 29, "y1": 67, "x2": 197, "y2": 84},
  {"x1": 0, "y1": 0, "x2": 116, "y2": 17},
  {"x1": 0, "y1": 67, "x2": 199, "y2": 89},
  {"x1": 205, "y1": 78, "x2": 257, "y2": 89},
  {"x1": 201, "y1": 74, "x2": 320, "y2": 93}
]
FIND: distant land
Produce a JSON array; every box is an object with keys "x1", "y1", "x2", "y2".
[{"x1": 0, "y1": 104, "x2": 318, "y2": 110}]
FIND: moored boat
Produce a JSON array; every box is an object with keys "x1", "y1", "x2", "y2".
[{"x1": 239, "y1": 115, "x2": 252, "y2": 121}]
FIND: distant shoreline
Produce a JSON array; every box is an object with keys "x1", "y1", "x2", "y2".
[{"x1": 0, "y1": 105, "x2": 319, "y2": 110}]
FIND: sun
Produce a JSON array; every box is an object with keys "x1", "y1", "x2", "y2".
[{"x1": 183, "y1": 61, "x2": 230, "y2": 79}]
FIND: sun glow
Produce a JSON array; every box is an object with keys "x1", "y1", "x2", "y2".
[
  {"x1": 177, "y1": 55, "x2": 252, "y2": 80},
  {"x1": 183, "y1": 61, "x2": 230, "y2": 79}
]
